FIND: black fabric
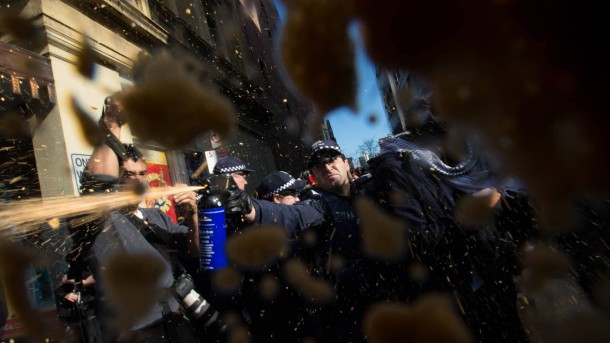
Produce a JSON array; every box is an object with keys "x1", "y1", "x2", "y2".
[
  {"x1": 54, "y1": 280, "x2": 103, "y2": 343},
  {"x1": 367, "y1": 150, "x2": 532, "y2": 342},
  {"x1": 124, "y1": 213, "x2": 187, "y2": 277},
  {"x1": 68, "y1": 154, "x2": 197, "y2": 339},
  {"x1": 102, "y1": 126, "x2": 128, "y2": 162}
]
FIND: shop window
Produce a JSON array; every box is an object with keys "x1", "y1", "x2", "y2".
[{"x1": 141, "y1": 148, "x2": 178, "y2": 223}]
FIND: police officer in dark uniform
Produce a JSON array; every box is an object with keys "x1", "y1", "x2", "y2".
[
  {"x1": 212, "y1": 156, "x2": 254, "y2": 191},
  {"x1": 368, "y1": 132, "x2": 533, "y2": 343},
  {"x1": 235, "y1": 140, "x2": 399, "y2": 342}
]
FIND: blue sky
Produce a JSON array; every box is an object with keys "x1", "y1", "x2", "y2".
[{"x1": 273, "y1": 1, "x2": 391, "y2": 159}]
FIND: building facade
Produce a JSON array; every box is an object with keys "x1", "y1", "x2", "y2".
[{"x1": 0, "y1": 0, "x2": 313, "y2": 200}]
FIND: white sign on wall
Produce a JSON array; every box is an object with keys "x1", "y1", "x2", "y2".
[
  {"x1": 71, "y1": 153, "x2": 91, "y2": 192},
  {"x1": 205, "y1": 150, "x2": 218, "y2": 174}
]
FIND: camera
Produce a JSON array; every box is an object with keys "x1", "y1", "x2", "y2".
[{"x1": 174, "y1": 273, "x2": 226, "y2": 340}]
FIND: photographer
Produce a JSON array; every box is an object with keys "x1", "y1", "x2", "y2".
[
  {"x1": 67, "y1": 94, "x2": 224, "y2": 342},
  {"x1": 55, "y1": 272, "x2": 102, "y2": 343}
]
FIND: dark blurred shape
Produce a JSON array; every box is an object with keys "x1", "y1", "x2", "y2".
[
  {"x1": 122, "y1": 50, "x2": 236, "y2": 148},
  {"x1": 355, "y1": 197, "x2": 406, "y2": 262},
  {"x1": 70, "y1": 96, "x2": 105, "y2": 147},
  {"x1": 279, "y1": 0, "x2": 357, "y2": 116},
  {"x1": 363, "y1": 295, "x2": 471, "y2": 343},
  {"x1": 0, "y1": 111, "x2": 30, "y2": 138},
  {"x1": 76, "y1": 41, "x2": 97, "y2": 79},
  {"x1": 0, "y1": 13, "x2": 37, "y2": 40},
  {"x1": 283, "y1": 259, "x2": 334, "y2": 305},
  {"x1": 0, "y1": 239, "x2": 63, "y2": 341},
  {"x1": 551, "y1": 314, "x2": 610, "y2": 343},
  {"x1": 225, "y1": 226, "x2": 288, "y2": 270},
  {"x1": 355, "y1": 0, "x2": 610, "y2": 229}
]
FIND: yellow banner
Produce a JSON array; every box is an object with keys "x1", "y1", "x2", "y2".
[{"x1": 143, "y1": 149, "x2": 168, "y2": 165}]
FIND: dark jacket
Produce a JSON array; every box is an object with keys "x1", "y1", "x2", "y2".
[{"x1": 249, "y1": 185, "x2": 403, "y2": 342}]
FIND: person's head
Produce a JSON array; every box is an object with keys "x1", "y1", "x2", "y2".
[
  {"x1": 352, "y1": 166, "x2": 366, "y2": 180},
  {"x1": 308, "y1": 140, "x2": 350, "y2": 195},
  {"x1": 121, "y1": 145, "x2": 147, "y2": 184},
  {"x1": 256, "y1": 171, "x2": 308, "y2": 205},
  {"x1": 213, "y1": 156, "x2": 254, "y2": 191},
  {"x1": 101, "y1": 93, "x2": 127, "y2": 126}
]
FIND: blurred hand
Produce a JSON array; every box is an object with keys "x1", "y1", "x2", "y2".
[
  {"x1": 64, "y1": 292, "x2": 78, "y2": 303},
  {"x1": 174, "y1": 184, "x2": 197, "y2": 214}
]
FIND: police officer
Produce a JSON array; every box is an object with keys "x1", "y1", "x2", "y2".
[
  {"x1": 255, "y1": 171, "x2": 308, "y2": 205},
  {"x1": 212, "y1": 156, "x2": 254, "y2": 191},
  {"x1": 236, "y1": 140, "x2": 395, "y2": 342}
]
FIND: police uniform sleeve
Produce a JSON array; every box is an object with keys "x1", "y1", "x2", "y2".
[{"x1": 251, "y1": 198, "x2": 324, "y2": 239}]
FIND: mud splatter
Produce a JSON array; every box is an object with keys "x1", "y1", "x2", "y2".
[
  {"x1": 283, "y1": 259, "x2": 333, "y2": 304},
  {"x1": 355, "y1": 197, "x2": 406, "y2": 261},
  {"x1": 225, "y1": 226, "x2": 288, "y2": 270},
  {"x1": 363, "y1": 294, "x2": 471, "y2": 343},
  {"x1": 102, "y1": 252, "x2": 165, "y2": 332}
]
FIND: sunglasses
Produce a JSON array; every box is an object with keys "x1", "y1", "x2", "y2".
[
  {"x1": 124, "y1": 170, "x2": 147, "y2": 177},
  {"x1": 311, "y1": 155, "x2": 342, "y2": 170}
]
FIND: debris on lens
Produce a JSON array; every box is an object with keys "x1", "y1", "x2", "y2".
[
  {"x1": 518, "y1": 274, "x2": 595, "y2": 343},
  {"x1": 355, "y1": 1, "x2": 610, "y2": 231},
  {"x1": 227, "y1": 324, "x2": 250, "y2": 343},
  {"x1": 454, "y1": 189, "x2": 498, "y2": 229},
  {"x1": 283, "y1": 259, "x2": 333, "y2": 305},
  {"x1": 0, "y1": 238, "x2": 61, "y2": 341},
  {"x1": 388, "y1": 191, "x2": 407, "y2": 207},
  {"x1": 408, "y1": 262, "x2": 429, "y2": 284},
  {"x1": 259, "y1": 274, "x2": 280, "y2": 301},
  {"x1": 212, "y1": 267, "x2": 242, "y2": 295},
  {"x1": 69, "y1": 95, "x2": 105, "y2": 147},
  {"x1": 47, "y1": 217, "x2": 61, "y2": 229},
  {"x1": 519, "y1": 243, "x2": 572, "y2": 293},
  {"x1": 301, "y1": 228, "x2": 318, "y2": 247},
  {"x1": 363, "y1": 295, "x2": 471, "y2": 343},
  {"x1": 355, "y1": 197, "x2": 406, "y2": 261},
  {"x1": 593, "y1": 274, "x2": 610, "y2": 313},
  {"x1": 76, "y1": 40, "x2": 98, "y2": 79},
  {"x1": 225, "y1": 225, "x2": 288, "y2": 270},
  {"x1": 328, "y1": 254, "x2": 345, "y2": 276},
  {"x1": 121, "y1": 50, "x2": 236, "y2": 149},
  {"x1": 549, "y1": 313, "x2": 610, "y2": 343},
  {"x1": 0, "y1": 111, "x2": 30, "y2": 138},
  {"x1": 279, "y1": 0, "x2": 357, "y2": 114},
  {"x1": 0, "y1": 13, "x2": 37, "y2": 40},
  {"x1": 102, "y1": 252, "x2": 165, "y2": 332}
]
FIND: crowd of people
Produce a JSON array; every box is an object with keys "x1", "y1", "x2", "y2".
[{"x1": 57, "y1": 94, "x2": 551, "y2": 343}]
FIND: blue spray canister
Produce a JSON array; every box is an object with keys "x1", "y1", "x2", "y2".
[{"x1": 197, "y1": 175, "x2": 232, "y2": 270}]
